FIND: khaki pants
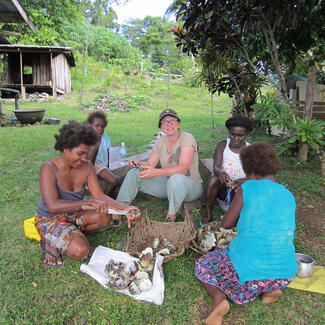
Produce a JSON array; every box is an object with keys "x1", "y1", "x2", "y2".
[{"x1": 117, "y1": 168, "x2": 202, "y2": 215}]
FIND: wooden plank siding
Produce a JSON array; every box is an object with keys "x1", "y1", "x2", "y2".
[
  {"x1": 54, "y1": 54, "x2": 71, "y2": 94},
  {"x1": 296, "y1": 101, "x2": 325, "y2": 121},
  {"x1": 32, "y1": 53, "x2": 51, "y2": 85}
]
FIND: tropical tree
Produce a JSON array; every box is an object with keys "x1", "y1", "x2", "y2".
[
  {"x1": 171, "y1": 0, "x2": 325, "y2": 161},
  {"x1": 80, "y1": 0, "x2": 118, "y2": 28},
  {"x1": 121, "y1": 16, "x2": 187, "y2": 72}
]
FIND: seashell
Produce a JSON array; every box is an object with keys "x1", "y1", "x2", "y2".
[
  {"x1": 123, "y1": 261, "x2": 137, "y2": 275},
  {"x1": 199, "y1": 231, "x2": 216, "y2": 251},
  {"x1": 137, "y1": 278, "x2": 152, "y2": 292},
  {"x1": 157, "y1": 248, "x2": 170, "y2": 255},
  {"x1": 129, "y1": 282, "x2": 141, "y2": 295},
  {"x1": 216, "y1": 232, "x2": 223, "y2": 241},
  {"x1": 197, "y1": 229, "x2": 203, "y2": 237},
  {"x1": 145, "y1": 262, "x2": 154, "y2": 272},
  {"x1": 152, "y1": 237, "x2": 160, "y2": 249},
  {"x1": 224, "y1": 233, "x2": 236, "y2": 242},
  {"x1": 217, "y1": 238, "x2": 228, "y2": 248},
  {"x1": 141, "y1": 247, "x2": 153, "y2": 257},
  {"x1": 136, "y1": 271, "x2": 149, "y2": 280}
]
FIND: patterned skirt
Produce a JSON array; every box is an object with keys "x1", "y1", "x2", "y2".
[{"x1": 195, "y1": 247, "x2": 293, "y2": 304}]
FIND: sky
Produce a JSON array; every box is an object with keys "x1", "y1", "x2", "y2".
[{"x1": 111, "y1": 0, "x2": 175, "y2": 24}]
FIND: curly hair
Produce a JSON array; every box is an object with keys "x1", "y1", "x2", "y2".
[
  {"x1": 225, "y1": 116, "x2": 253, "y2": 132},
  {"x1": 240, "y1": 142, "x2": 281, "y2": 176},
  {"x1": 54, "y1": 121, "x2": 98, "y2": 152},
  {"x1": 87, "y1": 111, "x2": 108, "y2": 127}
]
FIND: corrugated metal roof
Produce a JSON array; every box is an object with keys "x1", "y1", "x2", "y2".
[
  {"x1": 0, "y1": 44, "x2": 74, "y2": 51},
  {"x1": 0, "y1": 44, "x2": 76, "y2": 67}
]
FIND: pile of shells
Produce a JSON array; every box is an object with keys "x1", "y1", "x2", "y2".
[
  {"x1": 105, "y1": 247, "x2": 155, "y2": 295},
  {"x1": 195, "y1": 222, "x2": 237, "y2": 252},
  {"x1": 151, "y1": 237, "x2": 177, "y2": 256}
]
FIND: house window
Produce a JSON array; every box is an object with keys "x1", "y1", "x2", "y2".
[{"x1": 23, "y1": 65, "x2": 33, "y2": 84}]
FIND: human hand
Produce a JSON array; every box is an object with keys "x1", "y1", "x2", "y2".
[
  {"x1": 138, "y1": 164, "x2": 155, "y2": 179},
  {"x1": 232, "y1": 179, "x2": 245, "y2": 191},
  {"x1": 88, "y1": 200, "x2": 108, "y2": 214},
  {"x1": 128, "y1": 158, "x2": 141, "y2": 168},
  {"x1": 124, "y1": 206, "x2": 141, "y2": 228},
  {"x1": 218, "y1": 171, "x2": 230, "y2": 186}
]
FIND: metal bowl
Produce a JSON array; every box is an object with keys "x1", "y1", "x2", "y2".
[
  {"x1": 295, "y1": 253, "x2": 314, "y2": 278},
  {"x1": 13, "y1": 109, "x2": 46, "y2": 125}
]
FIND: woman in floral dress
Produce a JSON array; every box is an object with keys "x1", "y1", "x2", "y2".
[{"x1": 195, "y1": 143, "x2": 298, "y2": 325}]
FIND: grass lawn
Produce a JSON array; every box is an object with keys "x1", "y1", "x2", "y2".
[{"x1": 0, "y1": 70, "x2": 324, "y2": 325}]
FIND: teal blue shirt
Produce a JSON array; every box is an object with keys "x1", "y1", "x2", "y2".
[
  {"x1": 229, "y1": 179, "x2": 298, "y2": 284},
  {"x1": 95, "y1": 133, "x2": 111, "y2": 167}
]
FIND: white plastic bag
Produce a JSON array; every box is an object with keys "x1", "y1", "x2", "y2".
[{"x1": 80, "y1": 246, "x2": 165, "y2": 305}]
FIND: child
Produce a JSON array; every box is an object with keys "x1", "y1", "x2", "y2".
[{"x1": 87, "y1": 112, "x2": 118, "y2": 197}]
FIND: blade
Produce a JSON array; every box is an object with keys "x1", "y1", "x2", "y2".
[{"x1": 81, "y1": 205, "x2": 127, "y2": 215}]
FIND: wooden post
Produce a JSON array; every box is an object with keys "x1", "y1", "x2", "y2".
[
  {"x1": 210, "y1": 92, "x2": 215, "y2": 137},
  {"x1": 19, "y1": 50, "x2": 25, "y2": 99},
  {"x1": 0, "y1": 90, "x2": 2, "y2": 116},
  {"x1": 80, "y1": 21, "x2": 90, "y2": 108},
  {"x1": 50, "y1": 53, "x2": 57, "y2": 98},
  {"x1": 166, "y1": 66, "x2": 170, "y2": 109}
]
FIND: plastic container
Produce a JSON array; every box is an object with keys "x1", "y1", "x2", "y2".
[{"x1": 120, "y1": 142, "x2": 127, "y2": 165}]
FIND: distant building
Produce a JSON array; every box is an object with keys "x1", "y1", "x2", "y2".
[
  {"x1": 0, "y1": 44, "x2": 75, "y2": 97},
  {"x1": 0, "y1": 1, "x2": 75, "y2": 98}
]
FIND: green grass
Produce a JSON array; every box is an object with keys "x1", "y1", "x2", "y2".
[{"x1": 0, "y1": 71, "x2": 324, "y2": 325}]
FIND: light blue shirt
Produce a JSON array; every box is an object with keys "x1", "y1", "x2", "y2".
[
  {"x1": 229, "y1": 179, "x2": 298, "y2": 284},
  {"x1": 95, "y1": 133, "x2": 111, "y2": 167}
]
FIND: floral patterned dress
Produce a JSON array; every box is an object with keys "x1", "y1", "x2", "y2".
[{"x1": 195, "y1": 246, "x2": 293, "y2": 304}]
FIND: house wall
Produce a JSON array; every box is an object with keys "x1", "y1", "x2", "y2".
[
  {"x1": 296, "y1": 80, "x2": 325, "y2": 102},
  {"x1": 32, "y1": 53, "x2": 51, "y2": 85},
  {"x1": 54, "y1": 54, "x2": 71, "y2": 93}
]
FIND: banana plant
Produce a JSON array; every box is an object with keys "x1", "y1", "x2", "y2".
[{"x1": 288, "y1": 116, "x2": 325, "y2": 150}]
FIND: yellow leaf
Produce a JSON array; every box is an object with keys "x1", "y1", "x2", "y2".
[{"x1": 32, "y1": 282, "x2": 38, "y2": 287}]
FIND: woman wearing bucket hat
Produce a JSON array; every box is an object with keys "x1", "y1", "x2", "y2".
[{"x1": 116, "y1": 108, "x2": 202, "y2": 222}]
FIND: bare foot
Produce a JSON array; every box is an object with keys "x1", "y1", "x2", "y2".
[
  {"x1": 260, "y1": 290, "x2": 282, "y2": 303},
  {"x1": 203, "y1": 300, "x2": 230, "y2": 325},
  {"x1": 87, "y1": 247, "x2": 95, "y2": 259},
  {"x1": 42, "y1": 241, "x2": 62, "y2": 267},
  {"x1": 165, "y1": 213, "x2": 176, "y2": 222}
]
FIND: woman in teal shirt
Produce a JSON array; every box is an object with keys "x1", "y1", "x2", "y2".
[{"x1": 195, "y1": 143, "x2": 297, "y2": 325}]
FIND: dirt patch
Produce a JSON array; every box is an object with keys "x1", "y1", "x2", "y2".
[{"x1": 295, "y1": 194, "x2": 325, "y2": 264}]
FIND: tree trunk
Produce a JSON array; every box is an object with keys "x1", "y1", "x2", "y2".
[
  {"x1": 317, "y1": 146, "x2": 325, "y2": 184},
  {"x1": 298, "y1": 143, "x2": 309, "y2": 162},
  {"x1": 303, "y1": 64, "x2": 317, "y2": 121},
  {"x1": 297, "y1": 64, "x2": 318, "y2": 161}
]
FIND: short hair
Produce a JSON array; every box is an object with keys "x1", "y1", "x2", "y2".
[
  {"x1": 54, "y1": 120, "x2": 98, "y2": 152},
  {"x1": 240, "y1": 142, "x2": 281, "y2": 176},
  {"x1": 225, "y1": 116, "x2": 253, "y2": 132},
  {"x1": 87, "y1": 111, "x2": 108, "y2": 127}
]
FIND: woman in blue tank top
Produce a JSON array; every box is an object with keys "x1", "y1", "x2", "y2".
[
  {"x1": 195, "y1": 143, "x2": 297, "y2": 325},
  {"x1": 35, "y1": 121, "x2": 140, "y2": 268}
]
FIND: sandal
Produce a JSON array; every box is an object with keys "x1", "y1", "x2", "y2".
[
  {"x1": 40, "y1": 240, "x2": 63, "y2": 268},
  {"x1": 165, "y1": 217, "x2": 175, "y2": 223}
]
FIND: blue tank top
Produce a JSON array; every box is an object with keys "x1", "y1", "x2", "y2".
[
  {"x1": 229, "y1": 179, "x2": 298, "y2": 284},
  {"x1": 36, "y1": 160, "x2": 90, "y2": 218}
]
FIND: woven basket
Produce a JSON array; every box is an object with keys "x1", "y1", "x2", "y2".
[
  {"x1": 126, "y1": 211, "x2": 197, "y2": 263},
  {"x1": 191, "y1": 220, "x2": 222, "y2": 254}
]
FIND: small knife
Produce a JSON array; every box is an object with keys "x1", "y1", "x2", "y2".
[{"x1": 81, "y1": 205, "x2": 128, "y2": 215}]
